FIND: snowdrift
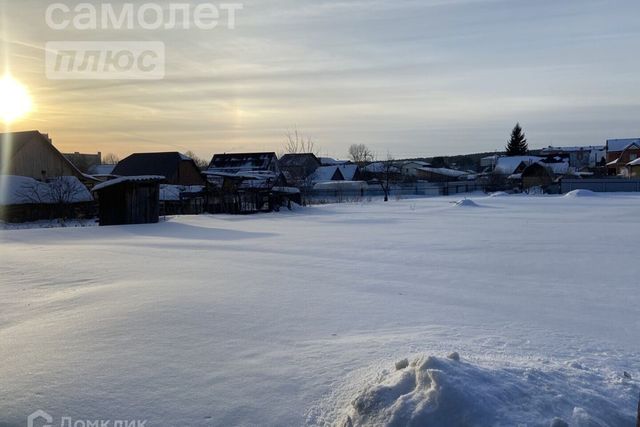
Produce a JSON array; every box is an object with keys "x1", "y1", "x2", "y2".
[
  {"x1": 453, "y1": 199, "x2": 480, "y2": 208},
  {"x1": 338, "y1": 355, "x2": 637, "y2": 427},
  {"x1": 564, "y1": 189, "x2": 598, "y2": 198}
]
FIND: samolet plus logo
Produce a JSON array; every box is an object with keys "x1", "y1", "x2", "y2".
[{"x1": 27, "y1": 410, "x2": 53, "y2": 427}]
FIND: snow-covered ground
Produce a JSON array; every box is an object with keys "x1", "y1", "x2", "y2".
[{"x1": 1, "y1": 194, "x2": 639, "y2": 426}]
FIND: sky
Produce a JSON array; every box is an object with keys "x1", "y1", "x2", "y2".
[{"x1": 1, "y1": 0, "x2": 640, "y2": 160}]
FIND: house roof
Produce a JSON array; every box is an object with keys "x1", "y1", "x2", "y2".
[
  {"x1": 278, "y1": 153, "x2": 320, "y2": 168},
  {"x1": 87, "y1": 164, "x2": 116, "y2": 175},
  {"x1": 311, "y1": 166, "x2": 344, "y2": 183},
  {"x1": 417, "y1": 166, "x2": 468, "y2": 178},
  {"x1": 112, "y1": 152, "x2": 197, "y2": 179},
  {"x1": 494, "y1": 156, "x2": 542, "y2": 175},
  {"x1": 337, "y1": 164, "x2": 359, "y2": 181},
  {"x1": 208, "y1": 152, "x2": 277, "y2": 173},
  {"x1": 606, "y1": 138, "x2": 640, "y2": 153},
  {"x1": 92, "y1": 175, "x2": 165, "y2": 192},
  {"x1": 627, "y1": 158, "x2": 640, "y2": 167},
  {"x1": 403, "y1": 161, "x2": 432, "y2": 167},
  {"x1": 542, "y1": 145, "x2": 605, "y2": 152},
  {"x1": 363, "y1": 162, "x2": 400, "y2": 173}
]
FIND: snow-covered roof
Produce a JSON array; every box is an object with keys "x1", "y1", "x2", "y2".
[
  {"x1": 494, "y1": 156, "x2": 542, "y2": 175},
  {"x1": 403, "y1": 161, "x2": 432, "y2": 167},
  {"x1": 417, "y1": 167, "x2": 468, "y2": 178},
  {"x1": 337, "y1": 164, "x2": 359, "y2": 181},
  {"x1": 542, "y1": 145, "x2": 605, "y2": 152},
  {"x1": 92, "y1": 176, "x2": 165, "y2": 192},
  {"x1": 87, "y1": 164, "x2": 116, "y2": 176},
  {"x1": 362, "y1": 162, "x2": 400, "y2": 173},
  {"x1": 606, "y1": 138, "x2": 640, "y2": 153},
  {"x1": 311, "y1": 166, "x2": 342, "y2": 183},
  {"x1": 208, "y1": 152, "x2": 278, "y2": 173},
  {"x1": 0, "y1": 175, "x2": 93, "y2": 205},
  {"x1": 627, "y1": 158, "x2": 640, "y2": 166}
]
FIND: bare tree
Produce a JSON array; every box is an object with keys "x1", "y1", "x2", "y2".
[
  {"x1": 380, "y1": 152, "x2": 395, "y2": 202},
  {"x1": 102, "y1": 153, "x2": 120, "y2": 165},
  {"x1": 284, "y1": 128, "x2": 318, "y2": 155},
  {"x1": 17, "y1": 177, "x2": 90, "y2": 219},
  {"x1": 184, "y1": 150, "x2": 210, "y2": 170},
  {"x1": 348, "y1": 144, "x2": 374, "y2": 165}
]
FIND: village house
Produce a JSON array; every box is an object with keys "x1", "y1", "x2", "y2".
[
  {"x1": 521, "y1": 162, "x2": 554, "y2": 191},
  {"x1": 541, "y1": 146, "x2": 605, "y2": 170},
  {"x1": 0, "y1": 130, "x2": 89, "y2": 182},
  {"x1": 64, "y1": 151, "x2": 102, "y2": 174},
  {"x1": 205, "y1": 152, "x2": 288, "y2": 214},
  {"x1": 278, "y1": 153, "x2": 321, "y2": 186},
  {"x1": 113, "y1": 152, "x2": 206, "y2": 186},
  {"x1": 401, "y1": 161, "x2": 432, "y2": 177},
  {"x1": 605, "y1": 139, "x2": 640, "y2": 176}
]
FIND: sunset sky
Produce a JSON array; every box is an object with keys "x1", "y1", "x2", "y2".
[{"x1": 1, "y1": 0, "x2": 640, "y2": 160}]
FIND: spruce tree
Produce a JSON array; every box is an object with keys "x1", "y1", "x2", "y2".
[{"x1": 505, "y1": 123, "x2": 528, "y2": 156}]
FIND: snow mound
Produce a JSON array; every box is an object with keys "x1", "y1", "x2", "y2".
[
  {"x1": 453, "y1": 199, "x2": 480, "y2": 208},
  {"x1": 489, "y1": 191, "x2": 510, "y2": 197},
  {"x1": 338, "y1": 355, "x2": 636, "y2": 427},
  {"x1": 564, "y1": 189, "x2": 598, "y2": 198}
]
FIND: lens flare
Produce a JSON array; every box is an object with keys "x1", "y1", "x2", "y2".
[{"x1": 0, "y1": 74, "x2": 32, "y2": 123}]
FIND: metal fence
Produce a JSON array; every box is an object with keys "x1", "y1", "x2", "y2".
[
  {"x1": 308, "y1": 181, "x2": 483, "y2": 203},
  {"x1": 561, "y1": 179, "x2": 640, "y2": 193}
]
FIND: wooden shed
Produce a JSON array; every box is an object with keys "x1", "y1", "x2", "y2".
[{"x1": 92, "y1": 176, "x2": 164, "y2": 226}]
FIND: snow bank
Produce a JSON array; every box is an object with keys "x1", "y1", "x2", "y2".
[
  {"x1": 489, "y1": 191, "x2": 510, "y2": 197},
  {"x1": 564, "y1": 189, "x2": 598, "y2": 198},
  {"x1": 453, "y1": 198, "x2": 480, "y2": 208},
  {"x1": 338, "y1": 355, "x2": 636, "y2": 427}
]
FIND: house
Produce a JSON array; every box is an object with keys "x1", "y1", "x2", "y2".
[
  {"x1": 205, "y1": 152, "x2": 286, "y2": 214},
  {"x1": 208, "y1": 152, "x2": 279, "y2": 175},
  {"x1": 401, "y1": 161, "x2": 432, "y2": 177},
  {"x1": 627, "y1": 158, "x2": 640, "y2": 178},
  {"x1": 415, "y1": 167, "x2": 469, "y2": 182},
  {"x1": 92, "y1": 176, "x2": 164, "y2": 226},
  {"x1": 0, "y1": 130, "x2": 89, "y2": 181},
  {"x1": 278, "y1": 153, "x2": 321, "y2": 186},
  {"x1": 605, "y1": 139, "x2": 640, "y2": 176},
  {"x1": 64, "y1": 151, "x2": 102, "y2": 173},
  {"x1": 521, "y1": 162, "x2": 554, "y2": 191},
  {"x1": 540, "y1": 146, "x2": 605, "y2": 169},
  {"x1": 113, "y1": 152, "x2": 205, "y2": 186}
]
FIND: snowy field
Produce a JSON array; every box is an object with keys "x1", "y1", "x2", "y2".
[{"x1": 1, "y1": 192, "x2": 639, "y2": 426}]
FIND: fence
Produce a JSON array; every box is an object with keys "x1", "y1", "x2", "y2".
[
  {"x1": 561, "y1": 179, "x2": 640, "y2": 193},
  {"x1": 308, "y1": 181, "x2": 482, "y2": 203}
]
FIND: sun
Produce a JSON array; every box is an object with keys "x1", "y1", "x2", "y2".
[{"x1": 0, "y1": 74, "x2": 33, "y2": 123}]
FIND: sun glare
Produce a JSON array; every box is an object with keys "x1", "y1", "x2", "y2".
[{"x1": 0, "y1": 74, "x2": 32, "y2": 123}]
